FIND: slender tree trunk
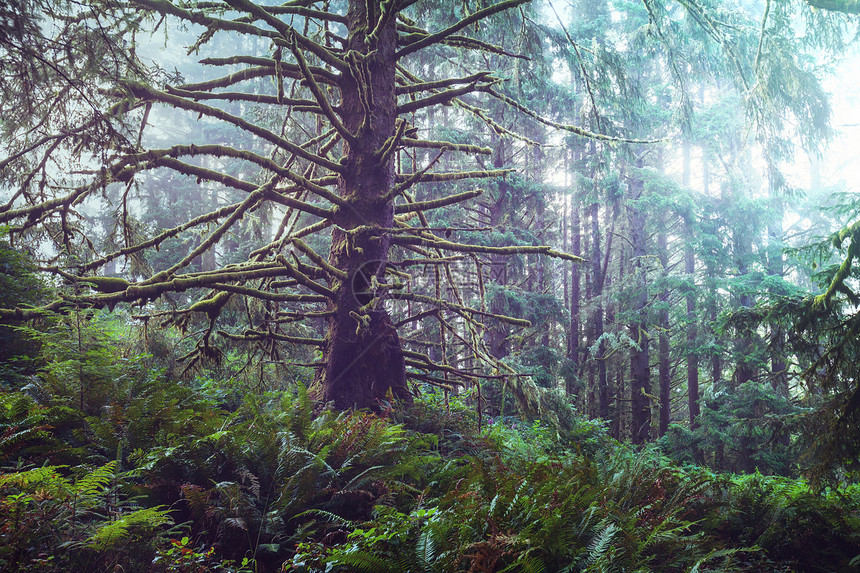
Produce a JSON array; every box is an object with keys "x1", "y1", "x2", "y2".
[
  {"x1": 733, "y1": 207, "x2": 755, "y2": 473},
  {"x1": 702, "y1": 155, "x2": 722, "y2": 387},
  {"x1": 568, "y1": 190, "x2": 582, "y2": 395},
  {"x1": 486, "y1": 140, "x2": 511, "y2": 359},
  {"x1": 629, "y1": 164, "x2": 651, "y2": 444},
  {"x1": 767, "y1": 170, "x2": 788, "y2": 397},
  {"x1": 658, "y1": 216, "x2": 671, "y2": 436},
  {"x1": 685, "y1": 222, "x2": 700, "y2": 428},
  {"x1": 590, "y1": 200, "x2": 608, "y2": 419},
  {"x1": 614, "y1": 232, "x2": 626, "y2": 441},
  {"x1": 683, "y1": 144, "x2": 700, "y2": 429}
]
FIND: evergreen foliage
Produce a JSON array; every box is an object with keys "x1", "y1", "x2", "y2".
[
  {"x1": 0, "y1": 317, "x2": 857, "y2": 571},
  {"x1": 3, "y1": 0, "x2": 860, "y2": 570}
]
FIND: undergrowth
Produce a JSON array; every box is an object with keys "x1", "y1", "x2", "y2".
[{"x1": 1, "y1": 318, "x2": 859, "y2": 571}]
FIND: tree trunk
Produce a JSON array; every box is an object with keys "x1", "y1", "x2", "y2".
[
  {"x1": 589, "y1": 200, "x2": 608, "y2": 419},
  {"x1": 685, "y1": 221, "x2": 700, "y2": 428},
  {"x1": 485, "y1": 140, "x2": 511, "y2": 359},
  {"x1": 629, "y1": 165, "x2": 651, "y2": 444},
  {"x1": 683, "y1": 144, "x2": 700, "y2": 429},
  {"x1": 657, "y1": 216, "x2": 671, "y2": 436},
  {"x1": 767, "y1": 169, "x2": 788, "y2": 397},
  {"x1": 568, "y1": 189, "x2": 582, "y2": 395},
  {"x1": 317, "y1": 0, "x2": 409, "y2": 410}
]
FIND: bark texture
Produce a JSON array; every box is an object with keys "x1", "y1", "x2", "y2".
[{"x1": 317, "y1": 0, "x2": 410, "y2": 409}]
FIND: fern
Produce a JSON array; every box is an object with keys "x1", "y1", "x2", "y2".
[
  {"x1": 0, "y1": 465, "x2": 69, "y2": 492},
  {"x1": 294, "y1": 508, "x2": 355, "y2": 527},
  {"x1": 581, "y1": 521, "x2": 619, "y2": 569},
  {"x1": 86, "y1": 506, "x2": 172, "y2": 550},
  {"x1": 323, "y1": 549, "x2": 399, "y2": 572},
  {"x1": 74, "y1": 460, "x2": 116, "y2": 497},
  {"x1": 415, "y1": 528, "x2": 437, "y2": 573}
]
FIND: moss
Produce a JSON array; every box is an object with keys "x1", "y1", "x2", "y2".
[
  {"x1": 188, "y1": 291, "x2": 231, "y2": 314},
  {"x1": 81, "y1": 276, "x2": 130, "y2": 294}
]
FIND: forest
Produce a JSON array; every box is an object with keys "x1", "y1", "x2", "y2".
[{"x1": 2, "y1": 0, "x2": 860, "y2": 570}]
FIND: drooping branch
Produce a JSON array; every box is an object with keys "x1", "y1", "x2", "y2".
[
  {"x1": 806, "y1": 0, "x2": 860, "y2": 13},
  {"x1": 164, "y1": 85, "x2": 319, "y2": 108},
  {"x1": 275, "y1": 254, "x2": 337, "y2": 299},
  {"x1": 391, "y1": 232, "x2": 586, "y2": 263},
  {"x1": 483, "y1": 86, "x2": 665, "y2": 144},
  {"x1": 147, "y1": 182, "x2": 269, "y2": 282},
  {"x1": 79, "y1": 200, "x2": 244, "y2": 273},
  {"x1": 812, "y1": 221, "x2": 860, "y2": 311},
  {"x1": 210, "y1": 283, "x2": 328, "y2": 303},
  {"x1": 396, "y1": 0, "x2": 531, "y2": 58},
  {"x1": 120, "y1": 81, "x2": 344, "y2": 173},
  {"x1": 112, "y1": 155, "x2": 335, "y2": 219},
  {"x1": 399, "y1": 138, "x2": 492, "y2": 155},
  {"x1": 394, "y1": 188, "x2": 484, "y2": 213},
  {"x1": 117, "y1": 143, "x2": 346, "y2": 208},
  {"x1": 396, "y1": 80, "x2": 486, "y2": 114},
  {"x1": 394, "y1": 292, "x2": 531, "y2": 327},
  {"x1": 287, "y1": 32, "x2": 356, "y2": 145},
  {"x1": 134, "y1": 0, "x2": 280, "y2": 40},
  {"x1": 291, "y1": 238, "x2": 348, "y2": 279},
  {"x1": 219, "y1": 328, "x2": 325, "y2": 346},
  {"x1": 394, "y1": 168, "x2": 513, "y2": 185}
]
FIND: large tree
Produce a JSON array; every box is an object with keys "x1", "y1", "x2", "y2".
[{"x1": 2, "y1": 0, "x2": 640, "y2": 410}]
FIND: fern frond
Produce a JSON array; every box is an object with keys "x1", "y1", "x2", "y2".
[
  {"x1": 74, "y1": 461, "x2": 117, "y2": 497},
  {"x1": 294, "y1": 508, "x2": 355, "y2": 526},
  {"x1": 688, "y1": 547, "x2": 745, "y2": 573},
  {"x1": 416, "y1": 528, "x2": 437, "y2": 572},
  {"x1": 86, "y1": 506, "x2": 172, "y2": 550},
  {"x1": 0, "y1": 465, "x2": 70, "y2": 493},
  {"x1": 325, "y1": 549, "x2": 398, "y2": 572},
  {"x1": 582, "y1": 521, "x2": 618, "y2": 568}
]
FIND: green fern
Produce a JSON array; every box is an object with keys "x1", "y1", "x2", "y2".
[
  {"x1": 74, "y1": 460, "x2": 117, "y2": 497},
  {"x1": 0, "y1": 465, "x2": 70, "y2": 492},
  {"x1": 86, "y1": 506, "x2": 172, "y2": 550}
]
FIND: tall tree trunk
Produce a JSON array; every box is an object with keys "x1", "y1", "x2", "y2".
[
  {"x1": 486, "y1": 139, "x2": 511, "y2": 359},
  {"x1": 733, "y1": 206, "x2": 755, "y2": 473},
  {"x1": 318, "y1": 1, "x2": 409, "y2": 409},
  {"x1": 590, "y1": 200, "x2": 608, "y2": 419},
  {"x1": 629, "y1": 164, "x2": 651, "y2": 444},
  {"x1": 767, "y1": 166, "x2": 788, "y2": 397},
  {"x1": 685, "y1": 221, "x2": 700, "y2": 428},
  {"x1": 657, "y1": 216, "x2": 671, "y2": 436},
  {"x1": 568, "y1": 190, "x2": 582, "y2": 395},
  {"x1": 683, "y1": 144, "x2": 700, "y2": 429},
  {"x1": 702, "y1": 155, "x2": 722, "y2": 388}
]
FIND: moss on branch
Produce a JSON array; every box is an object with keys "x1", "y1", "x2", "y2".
[
  {"x1": 121, "y1": 80, "x2": 343, "y2": 173},
  {"x1": 287, "y1": 33, "x2": 356, "y2": 145},
  {"x1": 399, "y1": 138, "x2": 492, "y2": 155},
  {"x1": 395, "y1": 291, "x2": 531, "y2": 327},
  {"x1": 210, "y1": 283, "x2": 328, "y2": 303},
  {"x1": 806, "y1": 0, "x2": 860, "y2": 14},
  {"x1": 219, "y1": 329, "x2": 325, "y2": 346},
  {"x1": 392, "y1": 233, "x2": 586, "y2": 263},
  {"x1": 395, "y1": 71, "x2": 491, "y2": 94},
  {"x1": 396, "y1": 81, "x2": 485, "y2": 114},
  {"x1": 393, "y1": 189, "x2": 483, "y2": 213},
  {"x1": 292, "y1": 238, "x2": 348, "y2": 280},
  {"x1": 396, "y1": 0, "x2": 530, "y2": 58},
  {"x1": 275, "y1": 254, "x2": 336, "y2": 299}
]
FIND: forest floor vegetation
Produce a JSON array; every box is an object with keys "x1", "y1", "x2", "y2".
[{"x1": 2, "y1": 326, "x2": 860, "y2": 573}]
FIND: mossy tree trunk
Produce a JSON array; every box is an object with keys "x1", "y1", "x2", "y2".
[{"x1": 316, "y1": 0, "x2": 408, "y2": 410}]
